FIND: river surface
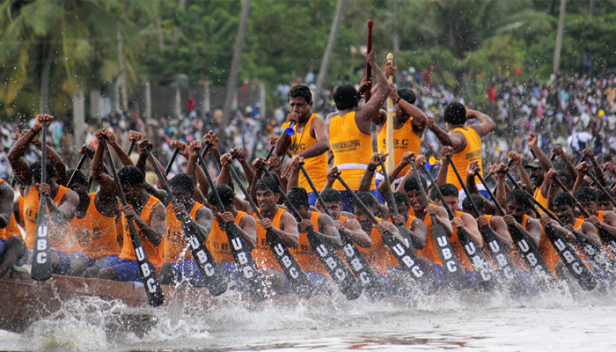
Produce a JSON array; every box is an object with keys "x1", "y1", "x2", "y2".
[{"x1": 2, "y1": 284, "x2": 616, "y2": 351}]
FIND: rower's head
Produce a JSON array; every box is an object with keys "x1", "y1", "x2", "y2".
[
  {"x1": 404, "y1": 176, "x2": 428, "y2": 213},
  {"x1": 524, "y1": 160, "x2": 544, "y2": 188},
  {"x1": 462, "y1": 194, "x2": 484, "y2": 217},
  {"x1": 437, "y1": 184, "x2": 459, "y2": 212},
  {"x1": 288, "y1": 85, "x2": 313, "y2": 121},
  {"x1": 597, "y1": 190, "x2": 614, "y2": 211},
  {"x1": 575, "y1": 187, "x2": 597, "y2": 216},
  {"x1": 169, "y1": 173, "x2": 195, "y2": 204},
  {"x1": 321, "y1": 189, "x2": 343, "y2": 220},
  {"x1": 553, "y1": 192, "x2": 576, "y2": 224},
  {"x1": 30, "y1": 161, "x2": 56, "y2": 185},
  {"x1": 67, "y1": 169, "x2": 89, "y2": 197},
  {"x1": 443, "y1": 101, "x2": 466, "y2": 130},
  {"x1": 255, "y1": 177, "x2": 280, "y2": 211},
  {"x1": 353, "y1": 192, "x2": 376, "y2": 230},
  {"x1": 207, "y1": 185, "x2": 236, "y2": 224},
  {"x1": 394, "y1": 88, "x2": 416, "y2": 123},
  {"x1": 506, "y1": 189, "x2": 531, "y2": 223},
  {"x1": 286, "y1": 187, "x2": 310, "y2": 219},
  {"x1": 391, "y1": 191, "x2": 411, "y2": 218},
  {"x1": 118, "y1": 166, "x2": 145, "y2": 199},
  {"x1": 556, "y1": 166, "x2": 573, "y2": 189},
  {"x1": 333, "y1": 84, "x2": 358, "y2": 111}
]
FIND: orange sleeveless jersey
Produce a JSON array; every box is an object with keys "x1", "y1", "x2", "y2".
[
  {"x1": 446, "y1": 127, "x2": 483, "y2": 190},
  {"x1": 292, "y1": 211, "x2": 327, "y2": 274},
  {"x1": 119, "y1": 196, "x2": 163, "y2": 271},
  {"x1": 18, "y1": 195, "x2": 24, "y2": 227},
  {"x1": 0, "y1": 180, "x2": 20, "y2": 240},
  {"x1": 356, "y1": 217, "x2": 389, "y2": 275},
  {"x1": 572, "y1": 217, "x2": 590, "y2": 262},
  {"x1": 163, "y1": 202, "x2": 203, "y2": 263},
  {"x1": 526, "y1": 215, "x2": 558, "y2": 275},
  {"x1": 291, "y1": 114, "x2": 328, "y2": 192},
  {"x1": 449, "y1": 211, "x2": 473, "y2": 270},
  {"x1": 252, "y1": 207, "x2": 286, "y2": 271},
  {"x1": 23, "y1": 185, "x2": 81, "y2": 254},
  {"x1": 412, "y1": 206, "x2": 443, "y2": 267},
  {"x1": 70, "y1": 193, "x2": 120, "y2": 259},
  {"x1": 206, "y1": 211, "x2": 247, "y2": 264},
  {"x1": 377, "y1": 116, "x2": 421, "y2": 176},
  {"x1": 329, "y1": 111, "x2": 375, "y2": 191},
  {"x1": 482, "y1": 214, "x2": 526, "y2": 271}
]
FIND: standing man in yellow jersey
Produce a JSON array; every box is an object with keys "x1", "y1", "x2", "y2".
[
  {"x1": 373, "y1": 70, "x2": 427, "y2": 189},
  {"x1": 325, "y1": 48, "x2": 391, "y2": 212},
  {"x1": 274, "y1": 86, "x2": 329, "y2": 206},
  {"x1": 428, "y1": 102, "x2": 496, "y2": 202}
]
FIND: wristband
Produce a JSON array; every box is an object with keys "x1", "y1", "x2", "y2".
[
  {"x1": 30, "y1": 128, "x2": 39, "y2": 135},
  {"x1": 367, "y1": 166, "x2": 377, "y2": 172},
  {"x1": 396, "y1": 97, "x2": 402, "y2": 104}
]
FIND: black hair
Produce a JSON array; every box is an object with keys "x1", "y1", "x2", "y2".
[
  {"x1": 30, "y1": 161, "x2": 56, "y2": 182},
  {"x1": 333, "y1": 84, "x2": 358, "y2": 110},
  {"x1": 354, "y1": 192, "x2": 375, "y2": 209},
  {"x1": 207, "y1": 184, "x2": 235, "y2": 208},
  {"x1": 321, "y1": 189, "x2": 342, "y2": 203},
  {"x1": 462, "y1": 195, "x2": 484, "y2": 213},
  {"x1": 67, "y1": 169, "x2": 87, "y2": 186},
  {"x1": 286, "y1": 187, "x2": 309, "y2": 208},
  {"x1": 439, "y1": 184, "x2": 459, "y2": 198},
  {"x1": 255, "y1": 176, "x2": 280, "y2": 194},
  {"x1": 393, "y1": 191, "x2": 410, "y2": 207},
  {"x1": 506, "y1": 189, "x2": 532, "y2": 209},
  {"x1": 169, "y1": 173, "x2": 195, "y2": 194},
  {"x1": 575, "y1": 187, "x2": 596, "y2": 203},
  {"x1": 397, "y1": 88, "x2": 416, "y2": 105},
  {"x1": 118, "y1": 166, "x2": 144, "y2": 186},
  {"x1": 443, "y1": 101, "x2": 467, "y2": 125},
  {"x1": 288, "y1": 85, "x2": 312, "y2": 104},
  {"x1": 597, "y1": 191, "x2": 612, "y2": 203},
  {"x1": 554, "y1": 192, "x2": 575, "y2": 208},
  {"x1": 404, "y1": 175, "x2": 427, "y2": 192}
]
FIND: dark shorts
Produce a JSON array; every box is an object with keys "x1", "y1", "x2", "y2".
[
  {"x1": 304, "y1": 271, "x2": 331, "y2": 295},
  {"x1": 106, "y1": 258, "x2": 156, "y2": 283},
  {"x1": 171, "y1": 260, "x2": 247, "y2": 289},
  {"x1": 374, "y1": 272, "x2": 391, "y2": 295},
  {"x1": 432, "y1": 264, "x2": 475, "y2": 288},
  {"x1": 87, "y1": 254, "x2": 121, "y2": 268},
  {"x1": 339, "y1": 190, "x2": 386, "y2": 213},
  {"x1": 0, "y1": 239, "x2": 6, "y2": 260}
]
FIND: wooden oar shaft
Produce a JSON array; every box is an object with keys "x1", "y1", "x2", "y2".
[
  {"x1": 164, "y1": 148, "x2": 180, "y2": 176},
  {"x1": 67, "y1": 153, "x2": 88, "y2": 187}
]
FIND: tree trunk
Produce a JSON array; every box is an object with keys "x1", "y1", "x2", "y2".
[
  {"x1": 40, "y1": 43, "x2": 54, "y2": 114},
  {"x1": 117, "y1": 24, "x2": 128, "y2": 112},
  {"x1": 314, "y1": 0, "x2": 345, "y2": 107},
  {"x1": 553, "y1": 0, "x2": 566, "y2": 74},
  {"x1": 222, "y1": 0, "x2": 251, "y2": 139}
]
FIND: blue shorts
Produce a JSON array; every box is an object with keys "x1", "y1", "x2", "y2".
[
  {"x1": 308, "y1": 192, "x2": 318, "y2": 207},
  {"x1": 432, "y1": 264, "x2": 475, "y2": 288},
  {"x1": 109, "y1": 258, "x2": 156, "y2": 283},
  {"x1": 339, "y1": 190, "x2": 386, "y2": 213},
  {"x1": 171, "y1": 260, "x2": 246, "y2": 289},
  {"x1": 374, "y1": 272, "x2": 391, "y2": 295},
  {"x1": 87, "y1": 254, "x2": 121, "y2": 268},
  {"x1": 0, "y1": 239, "x2": 6, "y2": 260},
  {"x1": 305, "y1": 271, "x2": 331, "y2": 295}
]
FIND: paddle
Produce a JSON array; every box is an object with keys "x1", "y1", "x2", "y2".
[
  {"x1": 333, "y1": 172, "x2": 436, "y2": 291},
  {"x1": 581, "y1": 169, "x2": 616, "y2": 254},
  {"x1": 225, "y1": 160, "x2": 314, "y2": 300},
  {"x1": 504, "y1": 170, "x2": 597, "y2": 291},
  {"x1": 261, "y1": 167, "x2": 362, "y2": 300},
  {"x1": 31, "y1": 119, "x2": 52, "y2": 281},
  {"x1": 144, "y1": 148, "x2": 228, "y2": 296},
  {"x1": 194, "y1": 144, "x2": 269, "y2": 302},
  {"x1": 299, "y1": 164, "x2": 385, "y2": 301},
  {"x1": 67, "y1": 152, "x2": 88, "y2": 188},
  {"x1": 101, "y1": 139, "x2": 165, "y2": 307},
  {"x1": 445, "y1": 156, "x2": 520, "y2": 283},
  {"x1": 418, "y1": 163, "x2": 498, "y2": 291},
  {"x1": 88, "y1": 139, "x2": 136, "y2": 191},
  {"x1": 164, "y1": 148, "x2": 180, "y2": 176},
  {"x1": 475, "y1": 172, "x2": 556, "y2": 282}
]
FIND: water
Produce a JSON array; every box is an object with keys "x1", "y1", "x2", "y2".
[{"x1": 2, "y1": 286, "x2": 616, "y2": 351}]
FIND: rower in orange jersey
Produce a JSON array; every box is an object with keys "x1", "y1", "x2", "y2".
[
  {"x1": 325, "y1": 48, "x2": 391, "y2": 212},
  {"x1": 428, "y1": 102, "x2": 496, "y2": 202},
  {"x1": 0, "y1": 178, "x2": 27, "y2": 278},
  {"x1": 318, "y1": 188, "x2": 372, "y2": 249},
  {"x1": 286, "y1": 186, "x2": 342, "y2": 293},
  {"x1": 575, "y1": 187, "x2": 616, "y2": 255},
  {"x1": 8, "y1": 114, "x2": 86, "y2": 276},
  {"x1": 70, "y1": 140, "x2": 122, "y2": 276},
  {"x1": 274, "y1": 85, "x2": 329, "y2": 206}
]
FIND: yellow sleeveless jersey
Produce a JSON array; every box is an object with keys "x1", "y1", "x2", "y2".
[
  {"x1": 446, "y1": 127, "x2": 483, "y2": 190},
  {"x1": 163, "y1": 202, "x2": 204, "y2": 263},
  {"x1": 329, "y1": 111, "x2": 375, "y2": 191},
  {"x1": 206, "y1": 211, "x2": 247, "y2": 264},
  {"x1": 377, "y1": 116, "x2": 421, "y2": 176},
  {"x1": 119, "y1": 196, "x2": 163, "y2": 271},
  {"x1": 71, "y1": 193, "x2": 120, "y2": 259},
  {"x1": 291, "y1": 114, "x2": 329, "y2": 192}
]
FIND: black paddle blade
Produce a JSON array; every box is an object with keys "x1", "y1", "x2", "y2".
[
  {"x1": 431, "y1": 221, "x2": 468, "y2": 290},
  {"x1": 31, "y1": 198, "x2": 52, "y2": 281},
  {"x1": 456, "y1": 228, "x2": 498, "y2": 292},
  {"x1": 306, "y1": 229, "x2": 363, "y2": 300},
  {"x1": 338, "y1": 236, "x2": 385, "y2": 302},
  {"x1": 509, "y1": 226, "x2": 555, "y2": 283},
  {"x1": 545, "y1": 225, "x2": 597, "y2": 291},
  {"x1": 266, "y1": 229, "x2": 314, "y2": 300},
  {"x1": 181, "y1": 220, "x2": 228, "y2": 296},
  {"x1": 224, "y1": 223, "x2": 269, "y2": 302},
  {"x1": 480, "y1": 226, "x2": 519, "y2": 280}
]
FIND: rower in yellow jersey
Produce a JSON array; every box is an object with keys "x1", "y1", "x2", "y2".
[
  {"x1": 274, "y1": 85, "x2": 329, "y2": 206},
  {"x1": 325, "y1": 48, "x2": 391, "y2": 212},
  {"x1": 374, "y1": 66, "x2": 426, "y2": 189},
  {"x1": 428, "y1": 102, "x2": 496, "y2": 202}
]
